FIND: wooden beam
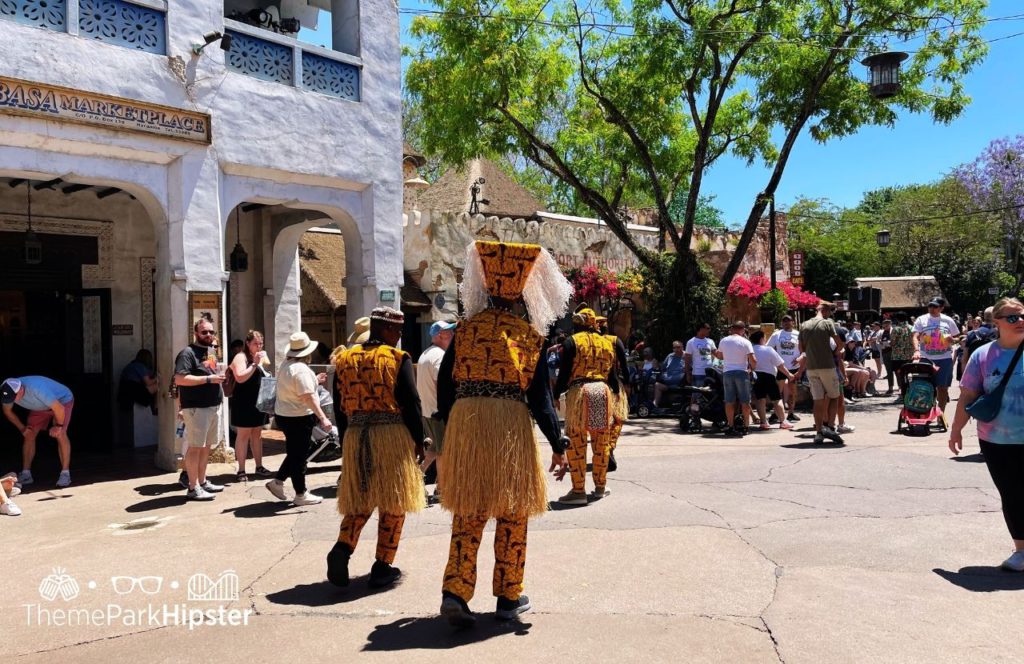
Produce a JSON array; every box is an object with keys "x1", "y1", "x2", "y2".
[
  {"x1": 61, "y1": 184, "x2": 93, "y2": 194},
  {"x1": 34, "y1": 178, "x2": 62, "y2": 190}
]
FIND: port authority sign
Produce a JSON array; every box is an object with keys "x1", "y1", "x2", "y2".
[{"x1": 0, "y1": 76, "x2": 211, "y2": 144}]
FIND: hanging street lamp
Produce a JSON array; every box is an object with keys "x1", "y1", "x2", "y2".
[
  {"x1": 876, "y1": 229, "x2": 891, "y2": 247},
  {"x1": 862, "y1": 51, "x2": 909, "y2": 99}
]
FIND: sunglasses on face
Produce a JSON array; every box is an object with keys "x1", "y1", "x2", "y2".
[
  {"x1": 997, "y1": 314, "x2": 1024, "y2": 324},
  {"x1": 198, "y1": 330, "x2": 215, "y2": 336}
]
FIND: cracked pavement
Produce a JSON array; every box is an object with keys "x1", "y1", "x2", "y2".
[{"x1": 5, "y1": 386, "x2": 1024, "y2": 663}]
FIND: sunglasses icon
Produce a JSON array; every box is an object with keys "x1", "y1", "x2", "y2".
[{"x1": 111, "y1": 576, "x2": 163, "y2": 595}]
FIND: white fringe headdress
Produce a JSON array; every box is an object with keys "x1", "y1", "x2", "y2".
[{"x1": 460, "y1": 240, "x2": 572, "y2": 335}]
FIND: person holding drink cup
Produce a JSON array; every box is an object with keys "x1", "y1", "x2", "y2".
[
  {"x1": 229, "y1": 330, "x2": 273, "y2": 481},
  {"x1": 173, "y1": 318, "x2": 226, "y2": 501}
]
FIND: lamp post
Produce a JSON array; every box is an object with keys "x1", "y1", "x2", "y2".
[
  {"x1": 768, "y1": 194, "x2": 778, "y2": 291},
  {"x1": 875, "y1": 229, "x2": 891, "y2": 247}
]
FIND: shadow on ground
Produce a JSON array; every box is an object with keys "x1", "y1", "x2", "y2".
[
  {"x1": 125, "y1": 495, "x2": 188, "y2": 512},
  {"x1": 363, "y1": 615, "x2": 532, "y2": 651},
  {"x1": 221, "y1": 501, "x2": 302, "y2": 518},
  {"x1": 266, "y1": 578, "x2": 407, "y2": 606},
  {"x1": 933, "y1": 567, "x2": 1024, "y2": 592}
]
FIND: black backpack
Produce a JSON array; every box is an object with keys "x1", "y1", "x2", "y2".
[{"x1": 966, "y1": 326, "x2": 996, "y2": 360}]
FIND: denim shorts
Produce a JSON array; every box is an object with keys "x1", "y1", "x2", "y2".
[
  {"x1": 932, "y1": 358, "x2": 954, "y2": 387},
  {"x1": 722, "y1": 370, "x2": 751, "y2": 404}
]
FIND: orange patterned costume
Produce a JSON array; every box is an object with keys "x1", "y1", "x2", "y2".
[
  {"x1": 554, "y1": 314, "x2": 617, "y2": 499},
  {"x1": 327, "y1": 315, "x2": 426, "y2": 588},
  {"x1": 437, "y1": 240, "x2": 572, "y2": 626}
]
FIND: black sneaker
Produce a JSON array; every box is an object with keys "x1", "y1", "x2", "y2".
[
  {"x1": 368, "y1": 560, "x2": 402, "y2": 588},
  {"x1": 440, "y1": 592, "x2": 476, "y2": 627},
  {"x1": 821, "y1": 426, "x2": 845, "y2": 445},
  {"x1": 178, "y1": 471, "x2": 188, "y2": 489},
  {"x1": 722, "y1": 426, "x2": 735, "y2": 437},
  {"x1": 787, "y1": 413, "x2": 800, "y2": 423},
  {"x1": 768, "y1": 413, "x2": 780, "y2": 425},
  {"x1": 326, "y1": 542, "x2": 352, "y2": 587},
  {"x1": 607, "y1": 451, "x2": 617, "y2": 473},
  {"x1": 495, "y1": 594, "x2": 532, "y2": 620}
]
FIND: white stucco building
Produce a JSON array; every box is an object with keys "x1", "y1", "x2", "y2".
[{"x1": 0, "y1": 0, "x2": 403, "y2": 469}]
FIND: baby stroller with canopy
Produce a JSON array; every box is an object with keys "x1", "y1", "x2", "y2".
[
  {"x1": 896, "y1": 361, "x2": 946, "y2": 435},
  {"x1": 677, "y1": 367, "x2": 735, "y2": 433},
  {"x1": 307, "y1": 384, "x2": 342, "y2": 463}
]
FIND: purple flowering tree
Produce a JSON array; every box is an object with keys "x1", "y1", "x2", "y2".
[{"x1": 955, "y1": 135, "x2": 1024, "y2": 292}]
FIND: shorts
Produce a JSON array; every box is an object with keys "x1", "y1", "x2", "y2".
[
  {"x1": 27, "y1": 399, "x2": 74, "y2": 432},
  {"x1": 659, "y1": 375, "x2": 684, "y2": 387},
  {"x1": 753, "y1": 373, "x2": 782, "y2": 400},
  {"x1": 722, "y1": 370, "x2": 751, "y2": 404},
  {"x1": 422, "y1": 416, "x2": 446, "y2": 454},
  {"x1": 807, "y1": 368, "x2": 842, "y2": 400},
  {"x1": 181, "y1": 406, "x2": 221, "y2": 448},
  {"x1": 932, "y1": 358, "x2": 954, "y2": 387},
  {"x1": 690, "y1": 375, "x2": 707, "y2": 388}
]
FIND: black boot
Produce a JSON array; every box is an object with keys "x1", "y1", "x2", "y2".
[
  {"x1": 326, "y1": 542, "x2": 351, "y2": 587},
  {"x1": 440, "y1": 591, "x2": 476, "y2": 627},
  {"x1": 495, "y1": 594, "x2": 532, "y2": 620},
  {"x1": 368, "y1": 559, "x2": 402, "y2": 588},
  {"x1": 607, "y1": 451, "x2": 617, "y2": 472}
]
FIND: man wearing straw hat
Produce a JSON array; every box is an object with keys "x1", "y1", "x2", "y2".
[
  {"x1": 326, "y1": 307, "x2": 427, "y2": 589},
  {"x1": 436, "y1": 240, "x2": 571, "y2": 627}
]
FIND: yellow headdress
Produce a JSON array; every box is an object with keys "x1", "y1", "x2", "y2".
[
  {"x1": 573, "y1": 305, "x2": 599, "y2": 330},
  {"x1": 461, "y1": 240, "x2": 572, "y2": 334}
]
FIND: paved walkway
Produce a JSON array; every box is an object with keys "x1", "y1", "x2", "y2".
[{"x1": 5, "y1": 385, "x2": 1022, "y2": 663}]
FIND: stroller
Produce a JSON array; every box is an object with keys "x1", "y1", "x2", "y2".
[
  {"x1": 677, "y1": 367, "x2": 735, "y2": 433},
  {"x1": 307, "y1": 384, "x2": 342, "y2": 463},
  {"x1": 896, "y1": 361, "x2": 947, "y2": 435}
]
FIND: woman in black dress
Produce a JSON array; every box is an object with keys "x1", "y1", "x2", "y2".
[{"x1": 230, "y1": 330, "x2": 272, "y2": 481}]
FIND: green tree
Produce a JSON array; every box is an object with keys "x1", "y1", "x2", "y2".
[
  {"x1": 406, "y1": 1, "x2": 987, "y2": 343},
  {"x1": 787, "y1": 198, "x2": 883, "y2": 299},
  {"x1": 406, "y1": 0, "x2": 988, "y2": 284},
  {"x1": 863, "y1": 179, "x2": 1003, "y2": 312}
]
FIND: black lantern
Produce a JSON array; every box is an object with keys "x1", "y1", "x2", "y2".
[
  {"x1": 876, "y1": 229, "x2": 891, "y2": 247},
  {"x1": 862, "y1": 51, "x2": 909, "y2": 99},
  {"x1": 23, "y1": 181, "x2": 41, "y2": 265},
  {"x1": 229, "y1": 207, "x2": 248, "y2": 272}
]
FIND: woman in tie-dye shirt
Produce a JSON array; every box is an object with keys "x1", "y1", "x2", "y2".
[{"x1": 951, "y1": 297, "x2": 1024, "y2": 572}]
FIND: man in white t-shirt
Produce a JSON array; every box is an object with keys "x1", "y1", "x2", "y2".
[
  {"x1": 912, "y1": 296, "x2": 961, "y2": 413},
  {"x1": 768, "y1": 315, "x2": 801, "y2": 422},
  {"x1": 416, "y1": 320, "x2": 455, "y2": 500},
  {"x1": 684, "y1": 323, "x2": 717, "y2": 388},
  {"x1": 713, "y1": 321, "x2": 756, "y2": 436}
]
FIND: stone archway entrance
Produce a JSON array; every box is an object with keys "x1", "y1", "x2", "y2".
[{"x1": 0, "y1": 176, "x2": 161, "y2": 470}]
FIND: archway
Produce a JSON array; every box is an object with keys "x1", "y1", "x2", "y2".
[{"x1": 0, "y1": 174, "x2": 164, "y2": 471}]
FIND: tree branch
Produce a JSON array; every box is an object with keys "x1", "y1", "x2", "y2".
[
  {"x1": 492, "y1": 103, "x2": 657, "y2": 269},
  {"x1": 569, "y1": 1, "x2": 681, "y2": 252}
]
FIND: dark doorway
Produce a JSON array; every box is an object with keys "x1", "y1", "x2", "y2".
[{"x1": 0, "y1": 232, "x2": 114, "y2": 470}]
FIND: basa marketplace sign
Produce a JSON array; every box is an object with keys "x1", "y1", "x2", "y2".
[{"x1": 0, "y1": 77, "x2": 211, "y2": 144}]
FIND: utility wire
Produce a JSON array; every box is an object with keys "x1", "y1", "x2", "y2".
[
  {"x1": 401, "y1": 7, "x2": 1024, "y2": 48},
  {"x1": 784, "y1": 202, "x2": 1024, "y2": 226}
]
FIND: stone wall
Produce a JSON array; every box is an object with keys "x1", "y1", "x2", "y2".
[{"x1": 403, "y1": 210, "x2": 660, "y2": 322}]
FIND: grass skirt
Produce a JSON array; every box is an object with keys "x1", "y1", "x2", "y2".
[
  {"x1": 610, "y1": 385, "x2": 629, "y2": 424},
  {"x1": 565, "y1": 383, "x2": 614, "y2": 437},
  {"x1": 438, "y1": 397, "x2": 548, "y2": 518},
  {"x1": 337, "y1": 423, "x2": 425, "y2": 515}
]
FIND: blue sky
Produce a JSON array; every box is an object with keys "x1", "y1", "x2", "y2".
[{"x1": 304, "y1": 1, "x2": 1024, "y2": 225}]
